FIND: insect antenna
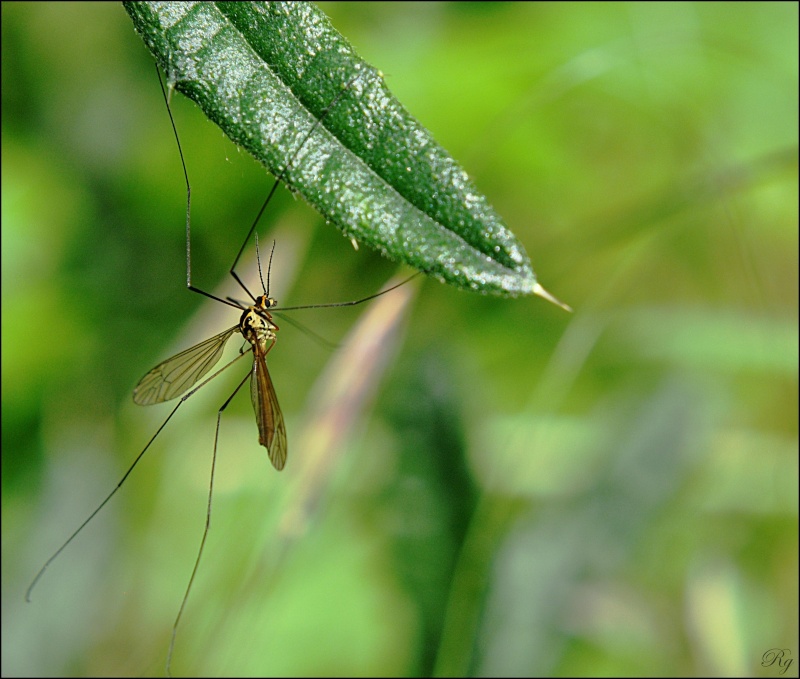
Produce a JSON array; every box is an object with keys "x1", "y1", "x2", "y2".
[{"x1": 254, "y1": 233, "x2": 277, "y2": 297}]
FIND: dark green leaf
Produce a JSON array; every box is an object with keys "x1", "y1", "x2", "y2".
[{"x1": 124, "y1": 1, "x2": 567, "y2": 302}]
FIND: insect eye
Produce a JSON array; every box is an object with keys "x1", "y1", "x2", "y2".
[{"x1": 253, "y1": 295, "x2": 275, "y2": 309}]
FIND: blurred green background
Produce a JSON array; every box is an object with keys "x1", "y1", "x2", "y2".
[{"x1": 2, "y1": 2, "x2": 797, "y2": 676}]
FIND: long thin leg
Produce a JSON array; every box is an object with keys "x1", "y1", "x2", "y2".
[
  {"x1": 166, "y1": 369, "x2": 252, "y2": 676},
  {"x1": 156, "y1": 70, "x2": 239, "y2": 310},
  {"x1": 226, "y1": 72, "x2": 367, "y2": 299},
  {"x1": 25, "y1": 350, "x2": 252, "y2": 602},
  {"x1": 275, "y1": 271, "x2": 422, "y2": 312},
  {"x1": 157, "y1": 67, "x2": 367, "y2": 306}
]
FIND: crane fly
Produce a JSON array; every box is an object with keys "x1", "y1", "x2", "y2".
[
  {"x1": 132, "y1": 248, "x2": 287, "y2": 471},
  {"x1": 26, "y1": 64, "x2": 417, "y2": 674}
]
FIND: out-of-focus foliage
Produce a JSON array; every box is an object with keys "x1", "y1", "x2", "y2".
[{"x1": 2, "y1": 3, "x2": 796, "y2": 677}]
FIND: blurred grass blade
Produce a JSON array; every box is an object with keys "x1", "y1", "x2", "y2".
[
  {"x1": 124, "y1": 1, "x2": 563, "y2": 301},
  {"x1": 280, "y1": 274, "x2": 417, "y2": 539}
]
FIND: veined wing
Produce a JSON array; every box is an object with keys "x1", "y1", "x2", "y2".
[
  {"x1": 133, "y1": 326, "x2": 239, "y2": 405},
  {"x1": 250, "y1": 346, "x2": 287, "y2": 471}
]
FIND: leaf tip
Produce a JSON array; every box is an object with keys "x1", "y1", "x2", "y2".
[{"x1": 532, "y1": 282, "x2": 572, "y2": 312}]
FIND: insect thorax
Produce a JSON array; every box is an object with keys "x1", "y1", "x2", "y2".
[{"x1": 240, "y1": 301, "x2": 277, "y2": 347}]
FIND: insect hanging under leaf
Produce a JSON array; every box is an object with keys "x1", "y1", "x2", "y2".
[{"x1": 25, "y1": 65, "x2": 418, "y2": 675}]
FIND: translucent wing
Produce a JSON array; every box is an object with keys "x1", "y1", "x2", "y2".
[
  {"x1": 133, "y1": 326, "x2": 239, "y2": 405},
  {"x1": 250, "y1": 347, "x2": 287, "y2": 471}
]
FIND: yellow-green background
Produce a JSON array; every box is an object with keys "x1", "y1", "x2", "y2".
[{"x1": 3, "y1": 2, "x2": 797, "y2": 676}]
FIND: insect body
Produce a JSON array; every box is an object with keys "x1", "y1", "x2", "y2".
[
  {"x1": 131, "y1": 292, "x2": 286, "y2": 470},
  {"x1": 241, "y1": 296, "x2": 287, "y2": 470}
]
